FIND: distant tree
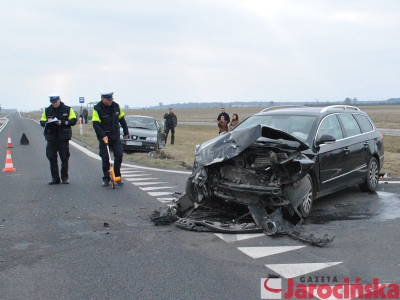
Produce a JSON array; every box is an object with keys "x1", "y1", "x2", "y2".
[
  {"x1": 353, "y1": 98, "x2": 358, "y2": 104},
  {"x1": 124, "y1": 105, "x2": 130, "y2": 110},
  {"x1": 269, "y1": 101, "x2": 274, "y2": 107},
  {"x1": 344, "y1": 98, "x2": 352, "y2": 105},
  {"x1": 159, "y1": 102, "x2": 163, "y2": 108}
]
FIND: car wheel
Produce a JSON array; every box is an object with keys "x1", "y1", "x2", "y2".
[
  {"x1": 298, "y1": 174, "x2": 314, "y2": 218},
  {"x1": 359, "y1": 157, "x2": 379, "y2": 192}
]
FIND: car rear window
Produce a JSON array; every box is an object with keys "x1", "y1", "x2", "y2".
[{"x1": 353, "y1": 114, "x2": 374, "y2": 133}]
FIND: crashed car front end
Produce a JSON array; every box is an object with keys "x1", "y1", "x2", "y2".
[
  {"x1": 180, "y1": 124, "x2": 315, "y2": 235},
  {"x1": 149, "y1": 124, "x2": 334, "y2": 245}
]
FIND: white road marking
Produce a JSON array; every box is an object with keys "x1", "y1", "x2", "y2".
[
  {"x1": 132, "y1": 182, "x2": 166, "y2": 186},
  {"x1": 157, "y1": 198, "x2": 177, "y2": 203},
  {"x1": 148, "y1": 192, "x2": 174, "y2": 196},
  {"x1": 214, "y1": 233, "x2": 265, "y2": 242},
  {"x1": 157, "y1": 198, "x2": 177, "y2": 202},
  {"x1": 238, "y1": 246, "x2": 305, "y2": 259},
  {"x1": 121, "y1": 171, "x2": 146, "y2": 174},
  {"x1": 265, "y1": 262, "x2": 342, "y2": 278},
  {"x1": 123, "y1": 174, "x2": 150, "y2": 177},
  {"x1": 125, "y1": 177, "x2": 157, "y2": 181},
  {"x1": 140, "y1": 186, "x2": 175, "y2": 191},
  {"x1": 379, "y1": 181, "x2": 400, "y2": 184}
]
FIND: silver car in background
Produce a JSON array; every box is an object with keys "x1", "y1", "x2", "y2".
[{"x1": 120, "y1": 115, "x2": 165, "y2": 153}]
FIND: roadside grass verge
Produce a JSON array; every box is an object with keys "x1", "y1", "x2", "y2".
[{"x1": 21, "y1": 108, "x2": 400, "y2": 176}]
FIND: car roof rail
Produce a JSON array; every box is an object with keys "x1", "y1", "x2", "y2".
[
  {"x1": 259, "y1": 105, "x2": 308, "y2": 113},
  {"x1": 320, "y1": 105, "x2": 360, "y2": 112}
]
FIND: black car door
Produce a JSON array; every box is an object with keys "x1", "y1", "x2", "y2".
[
  {"x1": 336, "y1": 113, "x2": 367, "y2": 183},
  {"x1": 315, "y1": 114, "x2": 350, "y2": 193}
]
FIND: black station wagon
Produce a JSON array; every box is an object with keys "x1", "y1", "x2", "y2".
[{"x1": 178, "y1": 105, "x2": 384, "y2": 236}]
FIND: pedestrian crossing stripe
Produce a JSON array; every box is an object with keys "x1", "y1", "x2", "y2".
[
  {"x1": 123, "y1": 174, "x2": 150, "y2": 177},
  {"x1": 157, "y1": 198, "x2": 177, "y2": 203},
  {"x1": 265, "y1": 262, "x2": 342, "y2": 279},
  {"x1": 125, "y1": 178, "x2": 157, "y2": 181},
  {"x1": 132, "y1": 182, "x2": 166, "y2": 186},
  {"x1": 148, "y1": 192, "x2": 174, "y2": 196},
  {"x1": 238, "y1": 246, "x2": 305, "y2": 259},
  {"x1": 140, "y1": 186, "x2": 175, "y2": 191}
]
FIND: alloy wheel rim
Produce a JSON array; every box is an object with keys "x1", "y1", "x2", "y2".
[
  {"x1": 370, "y1": 160, "x2": 378, "y2": 187},
  {"x1": 302, "y1": 190, "x2": 312, "y2": 213}
]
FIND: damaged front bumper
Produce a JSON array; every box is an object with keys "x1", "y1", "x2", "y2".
[{"x1": 149, "y1": 124, "x2": 335, "y2": 246}]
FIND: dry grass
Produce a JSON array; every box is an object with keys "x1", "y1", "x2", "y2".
[{"x1": 21, "y1": 107, "x2": 400, "y2": 176}]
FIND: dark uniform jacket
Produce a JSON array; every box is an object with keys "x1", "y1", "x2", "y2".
[
  {"x1": 92, "y1": 101, "x2": 129, "y2": 140},
  {"x1": 40, "y1": 102, "x2": 77, "y2": 141}
]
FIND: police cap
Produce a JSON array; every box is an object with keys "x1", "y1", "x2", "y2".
[
  {"x1": 101, "y1": 92, "x2": 114, "y2": 100},
  {"x1": 49, "y1": 95, "x2": 60, "y2": 102}
]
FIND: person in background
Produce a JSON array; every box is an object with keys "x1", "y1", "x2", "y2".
[
  {"x1": 216, "y1": 107, "x2": 230, "y2": 125},
  {"x1": 40, "y1": 95, "x2": 77, "y2": 185},
  {"x1": 218, "y1": 115, "x2": 228, "y2": 134},
  {"x1": 82, "y1": 108, "x2": 88, "y2": 124},
  {"x1": 230, "y1": 113, "x2": 239, "y2": 131},
  {"x1": 79, "y1": 107, "x2": 83, "y2": 121},
  {"x1": 163, "y1": 108, "x2": 178, "y2": 145},
  {"x1": 92, "y1": 92, "x2": 129, "y2": 187}
]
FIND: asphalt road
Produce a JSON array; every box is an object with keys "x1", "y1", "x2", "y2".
[{"x1": 1, "y1": 113, "x2": 399, "y2": 300}]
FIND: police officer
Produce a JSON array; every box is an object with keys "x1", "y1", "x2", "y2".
[
  {"x1": 92, "y1": 92, "x2": 129, "y2": 186},
  {"x1": 40, "y1": 95, "x2": 77, "y2": 184}
]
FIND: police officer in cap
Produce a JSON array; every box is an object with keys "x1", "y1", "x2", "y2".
[
  {"x1": 40, "y1": 95, "x2": 77, "y2": 184},
  {"x1": 92, "y1": 92, "x2": 129, "y2": 186}
]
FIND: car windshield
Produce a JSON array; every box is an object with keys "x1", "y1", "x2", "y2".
[
  {"x1": 126, "y1": 117, "x2": 157, "y2": 130},
  {"x1": 236, "y1": 114, "x2": 317, "y2": 142}
]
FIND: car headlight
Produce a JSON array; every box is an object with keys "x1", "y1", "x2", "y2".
[{"x1": 146, "y1": 136, "x2": 157, "y2": 141}]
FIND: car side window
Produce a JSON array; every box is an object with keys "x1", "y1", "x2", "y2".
[
  {"x1": 316, "y1": 115, "x2": 343, "y2": 141},
  {"x1": 353, "y1": 114, "x2": 373, "y2": 133},
  {"x1": 337, "y1": 113, "x2": 362, "y2": 137}
]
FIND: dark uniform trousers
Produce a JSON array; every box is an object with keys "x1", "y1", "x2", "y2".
[
  {"x1": 99, "y1": 139, "x2": 123, "y2": 180},
  {"x1": 46, "y1": 139, "x2": 70, "y2": 181}
]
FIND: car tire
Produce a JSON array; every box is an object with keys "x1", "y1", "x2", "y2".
[
  {"x1": 298, "y1": 174, "x2": 314, "y2": 218},
  {"x1": 359, "y1": 157, "x2": 379, "y2": 192}
]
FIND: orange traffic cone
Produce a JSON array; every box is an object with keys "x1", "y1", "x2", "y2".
[
  {"x1": 7, "y1": 134, "x2": 13, "y2": 148},
  {"x1": 2, "y1": 150, "x2": 16, "y2": 172}
]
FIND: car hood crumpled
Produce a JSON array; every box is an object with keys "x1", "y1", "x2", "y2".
[{"x1": 194, "y1": 124, "x2": 310, "y2": 166}]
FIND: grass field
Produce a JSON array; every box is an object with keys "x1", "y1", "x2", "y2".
[{"x1": 22, "y1": 105, "x2": 400, "y2": 176}]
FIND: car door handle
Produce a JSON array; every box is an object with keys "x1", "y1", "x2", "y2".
[
  {"x1": 363, "y1": 142, "x2": 369, "y2": 148},
  {"x1": 343, "y1": 147, "x2": 350, "y2": 153}
]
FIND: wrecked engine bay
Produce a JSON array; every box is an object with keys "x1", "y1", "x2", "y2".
[{"x1": 150, "y1": 125, "x2": 334, "y2": 246}]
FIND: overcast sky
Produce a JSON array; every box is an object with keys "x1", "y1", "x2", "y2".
[{"x1": 1, "y1": 0, "x2": 400, "y2": 111}]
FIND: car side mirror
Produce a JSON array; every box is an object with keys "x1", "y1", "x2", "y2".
[{"x1": 316, "y1": 134, "x2": 336, "y2": 145}]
